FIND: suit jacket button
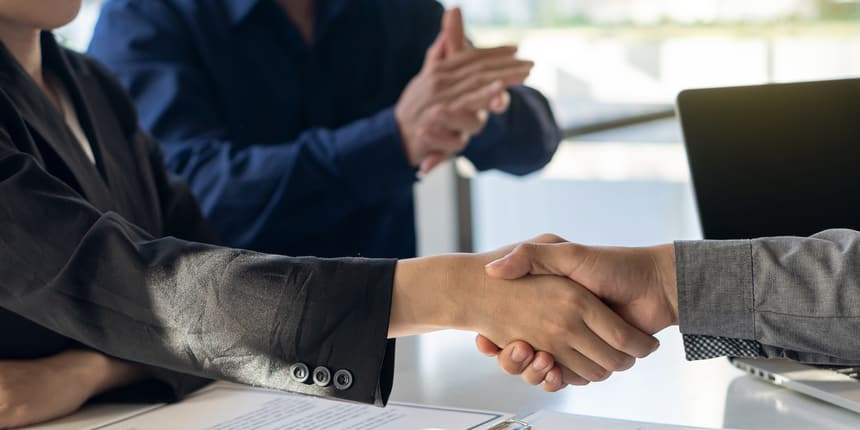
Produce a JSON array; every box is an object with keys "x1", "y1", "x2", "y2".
[
  {"x1": 290, "y1": 363, "x2": 310, "y2": 383},
  {"x1": 313, "y1": 366, "x2": 331, "y2": 387},
  {"x1": 334, "y1": 369, "x2": 353, "y2": 390}
]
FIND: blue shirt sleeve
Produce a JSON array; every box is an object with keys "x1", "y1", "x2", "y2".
[
  {"x1": 463, "y1": 85, "x2": 562, "y2": 175},
  {"x1": 88, "y1": 0, "x2": 416, "y2": 251}
]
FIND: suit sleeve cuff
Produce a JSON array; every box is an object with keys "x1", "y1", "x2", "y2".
[
  {"x1": 332, "y1": 107, "x2": 417, "y2": 201},
  {"x1": 675, "y1": 239, "x2": 756, "y2": 340},
  {"x1": 275, "y1": 258, "x2": 397, "y2": 406}
]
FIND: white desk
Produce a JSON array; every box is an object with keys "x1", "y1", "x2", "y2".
[
  {"x1": 389, "y1": 328, "x2": 860, "y2": 430},
  {"x1": 32, "y1": 327, "x2": 860, "y2": 429}
]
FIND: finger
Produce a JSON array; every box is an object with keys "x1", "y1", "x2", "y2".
[
  {"x1": 540, "y1": 367, "x2": 567, "y2": 392},
  {"x1": 436, "y1": 45, "x2": 520, "y2": 72},
  {"x1": 418, "y1": 125, "x2": 468, "y2": 153},
  {"x1": 559, "y1": 366, "x2": 590, "y2": 386},
  {"x1": 569, "y1": 321, "x2": 637, "y2": 373},
  {"x1": 582, "y1": 296, "x2": 661, "y2": 359},
  {"x1": 475, "y1": 334, "x2": 502, "y2": 357},
  {"x1": 479, "y1": 233, "x2": 570, "y2": 266},
  {"x1": 425, "y1": 31, "x2": 447, "y2": 65},
  {"x1": 441, "y1": 56, "x2": 531, "y2": 85},
  {"x1": 419, "y1": 152, "x2": 448, "y2": 175},
  {"x1": 489, "y1": 91, "x2": 511, "y2": 114},
  {"x1": 497, "y1": 341, "x2": 537, "y2": 375},
  {"x1": 448, "y1": 80, "x2": 507, "y2": 112},
  {"x1": 433, "y1": 64, "x2": 533, "y2": 106},
  {"x1": 520, "y1": 351, "x2": 555, "y2": 385},
  {"x1": 432, "y1": 107, "x2": 488, "y2": 136},
  {"x1": 485, "y1": 242, "x2": 582, "y2": 280},
  {"x1": 554, "y1": 345, "x2": 612, "y2": 383},
  {"x1": 443, "y1": 7, "x2": 469, "y2": 53}
]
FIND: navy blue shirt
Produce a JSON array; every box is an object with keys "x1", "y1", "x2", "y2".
[{"x1": 88, "y1": 0, "x2": 560, "y2": 259}]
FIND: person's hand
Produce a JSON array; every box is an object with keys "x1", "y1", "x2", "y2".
[
  {"x1": 475, "y1": 235, "x2": 679, "y2": 390},
  {"x1": 390, "y1": 242, "x2": 660, "y2": 392},
  {"x1": 486, "y1": 234, "x2": 679, "y2": 334},
  {"x1": 0, "y1": 350, "x2": 146, "y2": 428},
  {"x1": 475, "y1": 336, "x2": 570, "y2": 392},
  {"x1": 440, "y1": 9, "x2": 512, "y2": 117},
  {"x1": 395, "y1": 8, "x2": 532, "y2": 174}
]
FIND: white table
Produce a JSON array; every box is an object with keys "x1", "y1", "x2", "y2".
[
  {"x1": 29, "y1": 328, "x2": 860, "y2": 429},
  {"x1": 389, "y1": 328, "x2": 860, "y2": 430}
]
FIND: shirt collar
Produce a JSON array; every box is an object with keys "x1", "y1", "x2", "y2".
[
  {"x1": 223, "y1": 0, "x2": 354, "y2": 28},
  {"x1": 223, "y1": 0, "x2": 264, "y2": 26}
]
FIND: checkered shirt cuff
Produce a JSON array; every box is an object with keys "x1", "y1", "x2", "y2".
[{"x1": 683, "y1": 335, "x2": 763, "y2": 361}]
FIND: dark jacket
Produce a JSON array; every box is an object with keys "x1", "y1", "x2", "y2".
[
  {"x1": 88, "y1": 0, "x2": 562, "y2": 259},
  {"x1": 0, "y1": 33, "x2": 395, "y2": 406}
]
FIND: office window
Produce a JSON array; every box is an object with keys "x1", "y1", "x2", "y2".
[
  {"x1": 446, "y1": 0, "x2": 860, "y2": 132},
  {"x1": 444, "y1": 0, "x2": 860, "y2": 250}
]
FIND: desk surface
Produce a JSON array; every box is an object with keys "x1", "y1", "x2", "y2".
[
  {"x1": 29, "y1": 328, "x2": 860, "y2": 429},
  {"x1": 390, "y1": 328, "x2": 860, "y2": 430}
]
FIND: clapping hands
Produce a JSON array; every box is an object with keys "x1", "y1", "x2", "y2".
[{"x1": 395, "y1": 8, "x2": 530, "y2": 174}]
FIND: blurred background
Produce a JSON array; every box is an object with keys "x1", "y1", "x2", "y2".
[
  {"x1": 54, "y1": 2, "x2": 860, "y2": 424},
  {"x1": 57, "y1": 0, "x2": 860, "y2": 254}
]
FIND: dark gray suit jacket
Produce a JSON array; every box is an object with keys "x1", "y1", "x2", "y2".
[{"x1": 0, "y1": 33, "x2": 395, "y2": 406}]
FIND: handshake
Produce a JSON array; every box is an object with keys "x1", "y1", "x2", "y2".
[{"x1": 393, "y1": 234, "x2": 681, "y2": 393}]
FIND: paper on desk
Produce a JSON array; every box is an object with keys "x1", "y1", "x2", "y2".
[
  {"x1": 95, "y1": 382, "x2": 511, "y2": 430},
  {"x1": 514, "y1": 410, "x2": 737, "y2": 430}
]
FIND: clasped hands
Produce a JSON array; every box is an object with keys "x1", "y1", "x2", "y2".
[
  {"x1": 474, "y1": 234, "x2": 680, "y2": 392},
  {"x1": 396, "y1": 8, "x2": 533, "y2": 174}
]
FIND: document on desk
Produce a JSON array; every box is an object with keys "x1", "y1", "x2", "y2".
[{"x1": 93, "y1": 382, "x2": 511, "y2": 430}]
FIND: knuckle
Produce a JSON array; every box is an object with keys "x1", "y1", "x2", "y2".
[
  {"x1": 428, "y1": 75, "x2": 444, "y2": 91},
  {"x1": 498, "y1": 358, "x2": 522, "y2": 376},
  {"x1": 535, "y1": 233, "x2": 563, "y2": 243},
  {"x1": 589, "y1": 368, "x2": 612, "y2": 382},
  {"x1": 546, "y1": 319, "x2": 569, "y2": 339},
  {"x1": 608, "y1": 354, "x2": 635, "y2": 372},
  {"x1": 606, "y1": 326, "x2": 631, "y2": 352},
  {"x1": 562, "y1": 289, "x2": 586, "y2": 310},
  {"x1": 522, "y1": 373, "x2": 542, "y2": 386}
]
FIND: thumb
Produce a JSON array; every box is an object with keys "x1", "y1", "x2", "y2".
[
  {"x1": 419, "y1": 152, "x2": 449, "y2": 175},
  {"x1": 425, "y1": 31, "x2": 447, "y2": 65},
  {"x1": 485, "y1": 242, "x2": 580, "y2": 280},
  {"x1": 475, "y1": 334, "x2": 501, "y2": 357}
]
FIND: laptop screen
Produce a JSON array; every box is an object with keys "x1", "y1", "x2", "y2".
[{"x1": 677, "y1": 78, "x2": 860, "y2": 240}]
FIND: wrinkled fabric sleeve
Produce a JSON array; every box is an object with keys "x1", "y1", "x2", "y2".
[
  {"x1": 676, "y1": 229, "x2": 860, "y2": 365},
  {"x1": 0, "y1": 134, "x2": 396, "y2": 405}
]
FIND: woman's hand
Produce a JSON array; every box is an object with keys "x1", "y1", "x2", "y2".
[{"x1": 0, "y1": 350, "x2": 146, "y2": 428}]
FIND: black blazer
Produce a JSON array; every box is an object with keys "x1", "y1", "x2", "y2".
[{"x1": 0, "y1": 33, "x2": 395, "y2": 406}]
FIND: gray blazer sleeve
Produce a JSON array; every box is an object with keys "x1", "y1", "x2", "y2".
[{"x1": 675, "y1": 229, "x2": 860, "y2": 365}]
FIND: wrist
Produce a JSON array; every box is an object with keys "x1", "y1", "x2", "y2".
[
  {"x1": 46, "y1": 350, "x2": 147, "y2": 397},
  {"x1": 390, "y1": 255, "x2": 483, "y2": 338},
  {"x1": 393, "y1": 104, "x2": 419, "y2": 167},
  {"x1": 653, "y1": 244, "x2": 679, "y2": 326}
]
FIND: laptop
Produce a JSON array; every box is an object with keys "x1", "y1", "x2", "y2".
[{"x1": 676, "y1": 78, "x2": 860, "y2": 414}]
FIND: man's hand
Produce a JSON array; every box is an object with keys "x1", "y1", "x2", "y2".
[
  {"x1": 395, "y1": 8, "x2": 531, "y2": 174},
  {"x1": 0, "y1": 350, "x2": 146, "y2": 428},
  {"x1": 476, "y1": 235, "x2": 679, "y2": 390},
  {"x1": 487, "y1": 235, "x2": 679, "y2": 334}
]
